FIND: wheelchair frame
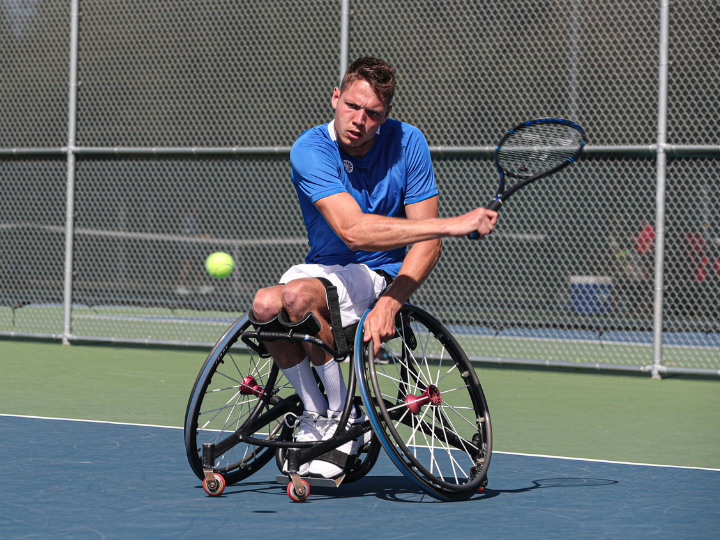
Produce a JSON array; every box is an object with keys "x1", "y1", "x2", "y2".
[{"x1": 184, "y1": 302, "x2": 492, "y2": 502}]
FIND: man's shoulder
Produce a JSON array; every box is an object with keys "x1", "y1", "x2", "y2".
[
  {"x1": 382, "y1": 119, "x2": 427, "y2": 146},
  {"x1": 291, "y1": 123, "x2": 340, "y2": 169},
  {"x1": 293, "y1": 123, "x2": 333, "y2": 150}
]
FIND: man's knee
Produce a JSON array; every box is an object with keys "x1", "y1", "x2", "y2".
[
  {"x1": 281, "y1": 279, "x2": 325, "y2": 321},
  {"x1": 252, "y1": 286, "x2": 283, "y2": 321}
]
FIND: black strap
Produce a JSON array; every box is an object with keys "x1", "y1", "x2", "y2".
[
  {"x1": 375, "y1": 269, "x2": 394, "y2": 289},
  {"x1": 316, "y1": 270, "x2": 394, "y2": 360},
  {"x1": 313, "y1": 449, "x2": 360, "y2": 470},
  {"x1": 316, "y1": 277, "x2": 349, "y2": 358}
]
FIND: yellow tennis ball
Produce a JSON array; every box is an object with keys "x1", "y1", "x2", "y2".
[{"x1": 205, "y1": 252, "x2": 234, "y2": 279}]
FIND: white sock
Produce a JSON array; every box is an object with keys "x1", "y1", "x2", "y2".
[
  {"x1": 314, "y1": 360, "x2": 355, "y2": 416},
  {"x1": 281, "y1": 357, "x2": 328, "y2": 415}
]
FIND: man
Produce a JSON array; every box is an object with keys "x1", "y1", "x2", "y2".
[{"x1": 252, "y1": 57, "x2": 496, "y2": 479}]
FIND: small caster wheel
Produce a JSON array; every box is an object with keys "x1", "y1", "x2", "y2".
[
  {"x1": 478, "y1": 476, "x2": 488, "y2": 493},
  {"x1": 203, "y1": 473, "x2": 226, "y2": 496},
  {"x1": 287, "y1": 479, "x2": 310, "y2": 502}
]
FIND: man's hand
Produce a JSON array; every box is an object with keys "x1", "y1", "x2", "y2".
[
  {"x1": 450, "y1": 207, "x2": 498, "y2": 239},
  {"x1": 362, "y1": 296, "x2": 401, "y2": 357}
]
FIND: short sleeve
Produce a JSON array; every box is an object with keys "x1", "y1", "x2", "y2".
[
  {"x1": 404, "y1": 127, "x2": 438, "y2": 204},
  {"x1": 290, "y1": 136, "x2": 347, "y2": 203}
]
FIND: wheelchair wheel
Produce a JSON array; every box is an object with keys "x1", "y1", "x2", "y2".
[
  {"x1": 185, "y1": 314, "x2": 300, "y2": 485},
  {"x1": 355, "y1": 304, "x2": 492, "y2": 501}
]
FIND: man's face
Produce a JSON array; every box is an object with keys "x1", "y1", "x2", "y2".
[{"x1": 332, "y1": 79, "x2": 392, "y2": 157}]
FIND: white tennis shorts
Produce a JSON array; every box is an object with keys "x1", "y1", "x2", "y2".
[{"x1": 279, "y1": 263, "x2": 387, "y2": 328}]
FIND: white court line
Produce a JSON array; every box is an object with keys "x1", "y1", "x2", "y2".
[
  {"x1": 3, "y1": 414, "x2": 719, "y2": 473},
  {"x1": 492, "y1": 450, "x2": 720, "y2": 472},
  {"x1": 0, "y1": 413, "x2": 182, "y2": 430}
]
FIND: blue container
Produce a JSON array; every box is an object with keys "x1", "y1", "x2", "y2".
[{"x1": 570, "y1": 276, "x2": 612, "y2": 315}]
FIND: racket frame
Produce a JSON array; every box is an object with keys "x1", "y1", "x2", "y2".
[{"x1": 487, "y1": 118, "x2": 587, "y2": 211}]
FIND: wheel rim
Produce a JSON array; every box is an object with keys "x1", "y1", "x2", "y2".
[{"x1": 360, "y1": 305, "x2": 491, "y2": 495}]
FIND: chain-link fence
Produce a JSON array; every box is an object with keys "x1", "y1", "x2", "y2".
[{"x1": 1, "y1": 0, "x2": 718, "y2": 375}]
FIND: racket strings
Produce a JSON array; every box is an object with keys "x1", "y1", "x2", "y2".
[{"x1": 497, "y1": 124, "x2": 583, "y2": 177}]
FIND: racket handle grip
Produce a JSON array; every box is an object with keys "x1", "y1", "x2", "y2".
[
  {"x1": 486, "y1": 199, "x2": 502, "y2": 212},
  {"x1": 467, "y1": 199, "x2": 502, "y2": 240}
]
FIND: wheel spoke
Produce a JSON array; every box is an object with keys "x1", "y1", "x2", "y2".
[
  {"x1": 436, "y1": 411, "x2": 468, "y2": 481},
  {"x1": 435, "y1": 347, "x2": 445, "y2": 386},
  {"x1": 376, "y1": 369, "x2": 411, "y2": 389},
  {"x1": 436, "y1": 363, "x2": 458, "y2": 385},
  {"x1": 214, "y1": 369, "x2": 243, "y2": 386},
  {"x1": 199, "y1": 390, "x2": 242, "y2": 429},
  {"x1": 437, "y1": 407, "x2": 476, "y2": 465},
  {"x1": 207, "y1": 385, "x2": 243, "y2": 393},
  {"x1": 414, "y1": 405, "x2": 447, "y2": 482},
  {"x1": 397, "y1": 323, "x2": 432, "y2": 393},
  {"x1": 444, "y1": 403, "x2": 483, "y2": 435},
  {"x1": 417, "y1": 325, "x2": 435, "y2": 390},
  {"x1": 385, "y1": 401, "x2": 410, "y2": 413},
  {"x1": 379, "y1": 391, "x2": 402, "y2": 403},
  {"x1": 393, "y1": 407, "x2": 410, "y2": 430},
  {"x1": 440, "y1": 385, "x2": 470, "y2": 395},
  {"x1": 199, "y1": 394, "x2": 259, "y2": 420}
]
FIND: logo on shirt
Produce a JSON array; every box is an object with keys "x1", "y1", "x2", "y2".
[{"x1": 343, "y1": 159, "x2": 354, "y2": 173}]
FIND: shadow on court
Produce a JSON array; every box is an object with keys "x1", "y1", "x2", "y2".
[{"x1": 1, "y1": 415, "x2": 719, "y2": 539}]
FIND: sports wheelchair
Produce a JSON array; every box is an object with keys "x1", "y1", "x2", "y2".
[{"x1": 184, "y1": 299, "x2": 492, "y2": 502}]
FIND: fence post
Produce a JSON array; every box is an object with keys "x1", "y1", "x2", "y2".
[
  {"x1": 339, "y1": 0, "x2": 350, "y2": 86},
  {"x1": 62, "y1": 0, "x2": 80, "y2": 345},
  {"x1": 651, "y1": 0, "x2": 671, "y2": 378}
]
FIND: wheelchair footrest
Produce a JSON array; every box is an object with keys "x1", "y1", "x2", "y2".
[{"x1": 276, "y1": 474, "x2": 345, "y2": 489}]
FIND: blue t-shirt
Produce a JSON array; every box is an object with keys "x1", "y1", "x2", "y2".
[{"x1": 290, "y1": 118, "x2": 438, "y2": 277}]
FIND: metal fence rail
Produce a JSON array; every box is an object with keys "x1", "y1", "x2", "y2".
[{"x1": 1, "y1": 0, "x2": 718, "y2": 376}]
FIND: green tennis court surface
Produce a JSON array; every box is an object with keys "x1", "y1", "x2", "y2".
[
  {"x1": 1, "y1": 339, "x2": 718, "y2": 469},
  {"x1": 3, "y1": 305, "x2": 718, "y2": 370}
]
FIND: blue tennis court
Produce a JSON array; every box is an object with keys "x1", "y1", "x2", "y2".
[{"x1": 2, "y1": 415, "x2": 718, "y2": 539}]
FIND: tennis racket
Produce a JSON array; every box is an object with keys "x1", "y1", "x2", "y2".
[{"x1": 469, "y1": 118, "x2": 586, "y2": 240}]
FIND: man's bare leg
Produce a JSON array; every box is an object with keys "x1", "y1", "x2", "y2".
[
  {"x1": 252, "y1": 279, "x2": 350, "y2": 413},
  {"x1": 280, "y1": 279, "x2": 352, "y2": 414},
  {"x1": 252, "y1": 284, "x2": 306, "y2": 368},
  {"x1": 252, "y1": 282, "x2": 329, "y2": 415}
]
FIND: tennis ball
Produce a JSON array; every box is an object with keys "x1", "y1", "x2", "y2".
[{"x1": 205, "y1": 252, "x2": 234, "y2": 279}]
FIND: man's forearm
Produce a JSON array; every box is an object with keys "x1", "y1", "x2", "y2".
[
  {"x1": 342, "y1": 213, "x2": 452, "y2": 251},
  {"x1": 315, "y1": 192, "x2": 496, "y2": 252},
  {"x1": 376, "y1": 239, "x2": 442, "y2": 312}
]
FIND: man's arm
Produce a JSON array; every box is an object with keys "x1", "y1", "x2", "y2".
[
  {"x1": 314, "y1": 191, "x2": 496, "y2": 250},
  {"x1": 314, "y1": 190, "x2": 496, "y2": 355},
  {"x1": 360, "y1": 196, "x2": 442, "y2": 354}
]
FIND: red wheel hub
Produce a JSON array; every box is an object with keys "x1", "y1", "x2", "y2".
[
  {"x1": 239, "y1": 375, "x2": 263, "y2": 396},
  {"x1": 405, "y1": 385, "x2": 442, "y2": 415}
]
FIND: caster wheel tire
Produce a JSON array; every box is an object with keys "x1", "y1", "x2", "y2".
[
  {"x1": 287, "y1": 479, "x2": 310, "y2": 502},
  {"x1": 478, "y1": 477, "x2": 489, "y2": 493},
  {"x1": 203, "y1": 473, "x2": 226, "y2": 496}
]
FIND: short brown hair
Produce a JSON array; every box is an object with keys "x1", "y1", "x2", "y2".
[{"x1": 340, "y1": 57, "x2": 397, "y2": 107}]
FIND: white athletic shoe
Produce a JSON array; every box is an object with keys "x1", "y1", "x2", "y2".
[
  {"x1": 283, "y1": 411, "x2": 323, "y2": 476},
  {"x1": 308, "y1": 408, "x2": 372, "y2": 479}
]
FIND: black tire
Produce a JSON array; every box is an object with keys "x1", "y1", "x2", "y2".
[
  {"x1": 355, "y1": 304, "x2": 492, "y2": 501},
  {"x1": 184, "y1": 314, "x2": 300, "y2": 485},
  {"x1": 342, "y1": 428, "x2": 382, "y2": 484}
]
